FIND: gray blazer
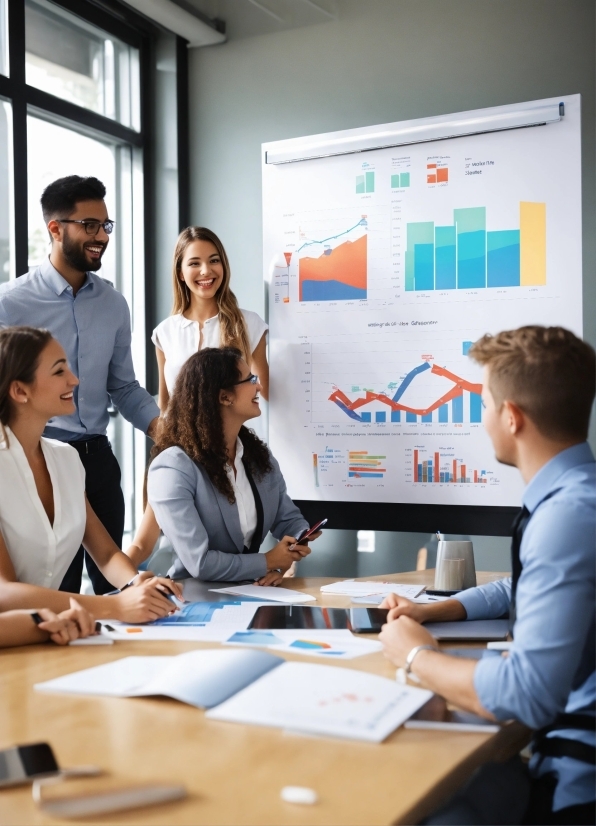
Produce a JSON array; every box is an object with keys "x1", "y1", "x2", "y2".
[{"x1": 147, "y1": 447, "x2": 309, "y2": 581}]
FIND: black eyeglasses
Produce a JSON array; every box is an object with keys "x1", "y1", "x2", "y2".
[
  {"x1": 234, "y1": 373, "x2": 259, "y2": 386},
  {"x1": 57, "y1": 219, "x2": 115, "y2": 235}
]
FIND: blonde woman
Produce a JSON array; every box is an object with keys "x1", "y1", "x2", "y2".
[
  {"x1": 152, "y1": 227, "x2": 268, "y2": 412},
  {"x1": 127, "y1": 228, "x2": 270, "y2": 569}
]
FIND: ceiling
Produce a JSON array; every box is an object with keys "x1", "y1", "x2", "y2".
[{"x1": 181, "y1": 0, "x2": 338, "y2": 41}]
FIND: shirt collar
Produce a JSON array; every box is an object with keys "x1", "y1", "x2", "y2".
[
  {"x1": 40, "y1": 257, "x2": 93, "y2": 296},
  {"x1": 522, "y1": 441, "x2": 595, "y2": 513},
  {"x1": 177, "y1": 313, "x2": 219, "y2": 328}
]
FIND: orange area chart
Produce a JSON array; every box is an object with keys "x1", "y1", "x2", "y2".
[{"x1": 299, "y1": 235, "x2": 367, "y2": 301}]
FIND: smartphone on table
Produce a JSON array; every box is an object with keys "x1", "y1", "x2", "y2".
[{"x1": 0, "y1": 742, "x2": 60, "y2": 787}]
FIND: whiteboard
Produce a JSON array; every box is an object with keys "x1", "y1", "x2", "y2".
[{"x1": 263, "y1": 96, "x2": 582, "y2": 509}]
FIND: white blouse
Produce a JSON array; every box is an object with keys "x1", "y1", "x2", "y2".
[
  {"x1": 225, "y1": 438, "x2": 257, "y2": 549},
  {"x1": 151, "y1": 310, "x2": 268, "y2": 394},
  {"x1": 0, "y1": 427, "x2": 86, "y2": 589}
]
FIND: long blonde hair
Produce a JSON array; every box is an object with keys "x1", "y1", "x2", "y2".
[{"x1": 171, "y1": 227, "x2": 251, "y2": 362}]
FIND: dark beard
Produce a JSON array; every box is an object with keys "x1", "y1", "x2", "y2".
[{"x1": 62, "y1": 231, "x2": 104, "y2": 273}]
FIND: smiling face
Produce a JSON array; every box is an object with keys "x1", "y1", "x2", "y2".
[
  {"x1": 220, "y1": 358, "x2": 262, "y2": 423},
  {"x1": 9, "y1": 338, "x2": 79, "y2": 422},
  {"x1": 50, "y1": 199, "x2": 111, "y2": 273},
  {"x1": 179, "y1": 239, "x2": 225, "y2": 303}
]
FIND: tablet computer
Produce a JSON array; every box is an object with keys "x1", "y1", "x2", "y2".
[{"x1": 247, "y1": 606, "x2": 388, "y2": 633}]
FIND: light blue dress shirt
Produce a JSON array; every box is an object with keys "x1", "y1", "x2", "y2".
[
  {"x1": 0, "y1": 259, "x2": 159, "y2": 440},
  {"x1": 457, "y1": 442, "x2": 595, "y2": 811}
]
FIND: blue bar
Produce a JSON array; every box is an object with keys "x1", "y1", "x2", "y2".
[
  {"x1": 375, "y1": 411, "x2": 386, "y2": 422},
  {"x1": 417, "y1": 463, "x2": 423, "y2": 479},
  {"x1": 440, "y1": 472, "x2": 445, "y2": 482},
  {"x1": 348, "y1": 472, "x2": 383, "y2": 478},
  {"x1": 414, "y1": 243, "x2": 434, "y2": 290},
  {"x1": 438, "y1": 404, "x2": 449, "y2": 423},
  {"x1": 391, "y1": 410, "x2": 401, "y2": 422},
  {"x1": 406, "y1": 412, "x2": 417, "y2": 422},
  {"x1": 428, "y1": 469, "x2": 433, "y2": 482},
  {"x1": 470, "y1": 392, "x2": 482, "y2": 423},
  {"x1": 452, "y1": 396, "x2": 463, "y2": 423},
  {"x1": 421, "y1": 412, "x2": 432, "y2": 422},
  {"x1": 457, "y1": 230, "x2": 486, "y2": 289},
  {"x1": 360, "y1": 412, "x2": 371, "y2": 422},
  {"x1": 462, "y1": 341, "x2": 473, "y2": 355},
  {"x1": 487, "y1": 230, "x2": 520, "y2": 287},
  {"x1": 435, "y1": 226, "x2": 456, "y2": 289}
]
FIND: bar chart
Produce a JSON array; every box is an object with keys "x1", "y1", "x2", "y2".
[
  {"x1": 391, "y1": 172, "x2": 410, "y2": 188},
  {"x1": 405, "y1": 202, "x2": 546, "y2": 291},
  {"x1": 407, "y1": 447, "x2": 495, "y2": 484},
  {"x1": 356, "y1": 170, "x2": 375, "y2": 194},
  {"x1": 348, "y1": 451, "x2": 387, "y2": 479}
]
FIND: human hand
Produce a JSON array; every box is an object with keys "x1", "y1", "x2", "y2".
[
  {"x1": 115, "y1": 577, "x2": 176, "y2": 622},
  {"x1": 378, "y1": 615, "x2": 438, "y2": 669},
  {"x1": 255, "y1": 570, "x2": 284, "y2": 587},
  {"x1": 378, "y1": 594, "x2": 429, "y2": 624},
  {"x1": 265, "y1": 536, "x2": 306, "y2": 572},
  {"x1": 146, "y1": 416, "x2": 161, "y2": 441},
  {"x1": 134, "y1": 571, "x2": 184, "y2": 601},
  {"x1": 37, "y1": 598, "x2": 96, "y2": 645},
  {"x1": 290, "y1": 530, "x2": 322, "y2": 550}
]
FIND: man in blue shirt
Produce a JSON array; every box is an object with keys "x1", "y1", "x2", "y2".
[
  {"x1": 0, "y1": 176, "x2": 159, "y2": 594},
  {"x1": 380, "y1": 326, "x2": 595, "y2": 825}
]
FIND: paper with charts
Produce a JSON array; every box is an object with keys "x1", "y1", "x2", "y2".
[
  {"x1": 263, "y1": 96, "x2": 582, "y2": 507},
  {"x1": 101, "y1": 601, "x2": 272, "y2": 641},
  {"x1": 207, "y1": 661, "x2": 432, "y2": 742},
  {"x1": 224, "y1": 629, "x2": 382, "y2": 659}
]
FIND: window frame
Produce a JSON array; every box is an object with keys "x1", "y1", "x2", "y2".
[{"x1": 0, "y1": 0, "x2": 189, "y2": 388}]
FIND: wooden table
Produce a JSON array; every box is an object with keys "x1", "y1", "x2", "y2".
[{"x1": 0, "y1": 571, "x2": 528, "y2": 826}]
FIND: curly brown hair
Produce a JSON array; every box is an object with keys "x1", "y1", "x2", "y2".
[{"x1": 151, "y1": 347, "x2": 272, "y2": 502}]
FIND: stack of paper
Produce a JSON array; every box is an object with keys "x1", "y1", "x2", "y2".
[{"x1": 320, "y1": 580, "x2": 424, "y2": 599}]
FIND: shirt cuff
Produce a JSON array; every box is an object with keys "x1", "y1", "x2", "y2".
[
  {"x1": 135, "y1": 399, "x2": 160, "y2": 435},
  {"x1": 455, "y1": 586, "x2": 493, "y2": 620}
]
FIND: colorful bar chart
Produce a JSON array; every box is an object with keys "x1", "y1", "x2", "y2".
[
  {"x1": 356, "y1": 171, "x2": 375, "y2": 194},
  {"x1": 405, "y1": 202, "x2": 546, "y2": 291},
  {"x1": 427, "y1": 163, "x2": 448, "y2": 184},
  {"x1": 348, "y1": 451, "x2": 387, "y2": 478},
  {"x1": 412, "y1": 448, "x2": 489, "y2": 484},
  {"x1": 329, "y1": 362, "x2": 482, "y2": 423},
  {"x1": 391, "y1": 172, "x2": 410, "y2": 188}
]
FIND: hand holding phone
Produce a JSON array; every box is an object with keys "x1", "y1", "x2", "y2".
[{"x1": 293, "y1": 518, "x2": 327, "y2": 545}]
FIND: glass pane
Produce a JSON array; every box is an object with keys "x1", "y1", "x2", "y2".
[
  {"x1": 0, "y1": 100, "x2": 13, "y2": 282},
  {"x1": 25, "y1": 0, "x2": 140, "y2": 129},
  {"x1": 0, "y1": 0, "x2": 7, "y2": 76}
]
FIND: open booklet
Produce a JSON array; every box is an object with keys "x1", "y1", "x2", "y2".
[{"x1": 35, "y1": 650, "x2": 431, "y2": 743}]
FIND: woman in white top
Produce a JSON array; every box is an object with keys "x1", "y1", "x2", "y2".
[
  {"x1": 127, "y1": 227, "x2": 269, "y2": 567},
  {"x1": 0, "y1": 326, "x2": 182, "y2": 622},
  {"x1": 152, "y1": 226, "x2": 269, "y2": 412}
]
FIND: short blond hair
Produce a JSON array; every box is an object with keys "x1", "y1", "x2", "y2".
[{"x1": 469, "y1": 326, "x2": 595, "y2": 441}]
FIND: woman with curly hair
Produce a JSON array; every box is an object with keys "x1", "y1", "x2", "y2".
[{"x1": 146, "y1": 348, "x2": 319, "y2": 584}]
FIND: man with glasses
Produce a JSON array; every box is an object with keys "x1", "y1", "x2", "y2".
[{"x1": 0, "y1": 175, "x2": 159, "y2": 595}]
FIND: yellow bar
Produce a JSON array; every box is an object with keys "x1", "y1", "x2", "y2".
[{"x1": 520, "y1": 201, "x2": 546, "y2": 286}]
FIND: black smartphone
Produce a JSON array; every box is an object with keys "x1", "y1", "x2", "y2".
[
  {"x1": 295, "y1": 518, "x2": 327, "y2": 543},
  {"x1": 0, "y1": 742, "x2": 60, "y2": 788},
  {"x1": 349, "y1": 608, "x2": 389, "y2": 634}
]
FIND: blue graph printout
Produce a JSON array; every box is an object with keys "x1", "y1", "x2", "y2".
[{"x1": 152, "y1": 601, "x2": 243, "y2": 625}]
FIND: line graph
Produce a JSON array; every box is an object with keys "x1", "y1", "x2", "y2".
[{"x1": 328, "y1": 362, "x2": 482, "y2": 423}]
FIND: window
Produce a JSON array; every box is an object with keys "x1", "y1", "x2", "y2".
[
  {"x1": 1, "y1": 0, "x2": 189, "y2": 549},
  {"x1": 25, "y1": 0, "x2": 140, "y2": 128}
]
